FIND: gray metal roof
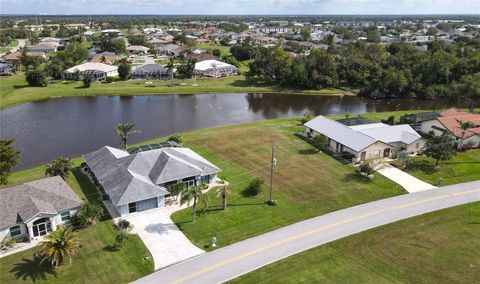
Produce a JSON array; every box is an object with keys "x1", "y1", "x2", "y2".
[
  {"x1": 84, "y1": 146, "x2": 221, "y2": 206},
  {"x1": 305, "y1": 116, "x2": 377, "y2": 151},
  {"x1": 351, "y1": 124, "x2": 423, "y2": 145},
  {"x1": 0, "y1": 176, "x2": 83, "y2": 229}
]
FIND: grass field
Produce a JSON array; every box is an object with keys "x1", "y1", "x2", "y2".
[
  {"x1": 230, "y1": 202, "x2": 480, "y2": 284},
  {"x1": 0, "y1": 160, "x2": 154, "y2": 284},
  {"x1": 0, "y1": 73, "x2": 351, "y2": 109},
  {"x1": 393, "y1": 149, "x2": 480, "y2": 186},
  {"x1": 168, "y1": 118, "x2": 405, "y2": 249}
]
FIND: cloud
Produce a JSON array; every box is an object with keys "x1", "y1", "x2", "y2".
[{"x1": 1, "y1": 0, "x2": 479, "y2": 15}]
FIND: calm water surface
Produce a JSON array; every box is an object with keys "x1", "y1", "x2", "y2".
[{"x1": 0, "y1": 93, "x2": 466, "y2": 170}]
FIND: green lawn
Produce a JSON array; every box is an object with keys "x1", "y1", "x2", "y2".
[
  {"x1": 0, "y1": 73, "x2": 351, "y2": 109},
  {"x1": 230, "y1": 202, "x2": 480, "y2": 284},
  {"x1": 168, "y1": 118, "x2": 405, "y2": 250},
  {"x1": 197, "y1": 43, "x2": 232, "y2": 57},
  {"x1": 0, "y1": 161, "x2": 154, "y2": 284},
  {"x1": 394, "y1": 149, "x2": 480, "y2": 186}
]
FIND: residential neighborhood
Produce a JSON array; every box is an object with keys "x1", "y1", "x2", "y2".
[{"x1": 0, "y1": 5, "x2": 479, "y2": 284}]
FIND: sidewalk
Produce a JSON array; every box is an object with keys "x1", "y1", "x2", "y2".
[{"x1": 376, "y1": 163, "x2": 437, "y2": 193}]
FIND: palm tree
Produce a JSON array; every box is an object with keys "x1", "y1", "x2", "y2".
[
  {"x1": 115, "y1": 122, "x2": 140, "y2": 150},
  {"x1": 45, "y1": 157, "x2": 73, "y2": 180},
  {"x1": 100, "y1": 55, "x2": 107, "y2": 63},
  {"x1": 458, "y1": 120, "x2": 475, "y2": 149},
  {"x1": 216, "y1": 186, "x2": 230, "y2": 210},
  {"x1": 180, "y1": 185, "x2": 204, "y2": 221},
  {"x1": 166, "y1": 57, "x2": 175, "y2": 80},
  {"x1": 39, "y1": 226, "x2": 80, "y2": 267},
  {"x1": 79, "y1": 202, "x2": 104, "y2": 226}
]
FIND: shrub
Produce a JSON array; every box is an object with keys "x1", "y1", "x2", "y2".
[
  {"x1": 313, "y1": 134, "x2": 329, "y2": 148},
  {"x1": 117, "y1": 219, "x2": 132, "y2": 231},
  {"x1": 114, "y1": 232, "x2": 128, "y2": 248},
  {"x1": 25, "y1": 70, "x2": 48, "y2": 87},
  {"x1": 167, "y1": 134, "x2": 183, "y2": 145},
  {"x1": 118, "y1": 62, "x2": 131, "y2": 81},
  {"x1": 212, "y1": 49, "x2": 221, "y2": 57},
  {"x1": 244, "y1": 178, "x2": 264, "y2": 196},
  {"x1": 83, "y1": 73, "x2": 93, "y2": 88},
  {"x1": 3, "y1": 237, "x2": 16, "y2": 245},
  {"x1": 340, "y1": 151, "x2": 355, "y2": 160},
  {"x1": 105, "y1": 76, "x2": 114, "y2": 83},
  {"x1": 202, "y1": 182, "x2": 209, "y2": 189},
  {"x1": 359, "y1": 161, "x2": 375, "y2": 175}
]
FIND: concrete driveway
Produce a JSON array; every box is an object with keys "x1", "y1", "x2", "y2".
[
  {"x1": 376, "y1": 163, "x2": 437, "y2": 193},
  {"x1": 124, "y1": 208, "x2": 204, "y2": 270}
]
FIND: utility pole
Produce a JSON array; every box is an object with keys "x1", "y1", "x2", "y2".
[{"x1": 268, "y1": 144, "x2": 277, "y2": 205}]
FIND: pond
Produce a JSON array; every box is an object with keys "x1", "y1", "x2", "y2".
[{"x1": 0, "y1": 93, "x2": 465, "y2": 170}]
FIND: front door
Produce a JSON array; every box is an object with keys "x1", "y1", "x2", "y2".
[
  {"x1": 32, "y1": 218, "x2": 52, "y2": 237},
  {"x1": 360, "y1": 151, "x2": 366, "y2": 160},
  {"x1": 383, "y1": 148, "x2": 391, "y2": 157}
]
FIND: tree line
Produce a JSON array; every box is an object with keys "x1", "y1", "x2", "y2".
[{"x1": 246, "y1": 37, "x2": 480, "y2": 103}]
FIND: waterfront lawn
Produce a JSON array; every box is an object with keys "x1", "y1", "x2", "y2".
[
  {"x1": 0, "y1": 73, "x2": 349, "y2": 109},
  {"x1": 230, "y1": 202, "x2": 480, "y2": 284},
  {"x1": 394, "y1": 149, "x2": 480, "y2": 186},
  {"x1": 0, "y1": 162, "x2": 154, "y2": 284},
  {"x1": 168, "y1": 118, "x2": 405, "y2": 250}
]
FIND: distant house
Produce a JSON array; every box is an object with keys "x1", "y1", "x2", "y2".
[
  {"x1": 28, "y1": 43, "x2": 57, "y2": 53},
  {"x1": 132, "y1": 64, "x2": 172, "y2": 80},
  {"x1": 420, "y1": 108, "x2": 480, "y2": 148},
  {"x1": 156, "y1": 44, "x2": 185, "y2": 56},
  {"x1": 64, "y1": 62, "x2": 118, "y2": 80},
  {"x1": 305, "y1": 115, "x2": 425, "y2": 162},
  {"x1": 84, "y1": 146, "x2": 221, "y2": 216},
  {"x1": 400, "y1": 112, "x2": 441, "y2": 131},
  {"x1": 194, "y1": 60, "x2": 239, "y2": 78},
  {"x1": 186, "y1": 52, "x2": 219, "y2": 62},
  {"x1": 3, "y1": 50, "x2": 46, "y2": 66},
  {"x1": 0, "y1": 63, "x2": 16, "y2": 75},
  {"x1": 84, "y1": 31, "x2": 95, "y2": 37},
  {"x1": 126, "y1": 45, "x2": 150, "y2": 54},
  {"x1": 336, "y1": 116, "x2": 376, "y2": 126},
  {"x1": 0, "y1": 176, "x2": 82, "y2": 242},
  {"x1": 90, "y1": 53, "x2": 122, "y2": 65}
]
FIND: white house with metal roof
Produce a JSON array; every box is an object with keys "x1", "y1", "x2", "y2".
[
  {"x1": 0, "y1": 177, "x2": 82, "y2": 242},
  {"x1": 305, "y1": 116, "x2": 425, "y2": 162},
  {"x1": 84, "y1": 146, "x2": 221, "y2": 216}
]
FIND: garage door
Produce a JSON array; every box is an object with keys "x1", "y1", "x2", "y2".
[{"x1": 136, "y1": 197, "x2": 158, "y2": 212}]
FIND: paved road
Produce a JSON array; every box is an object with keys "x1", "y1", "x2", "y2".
[{"x1": 134, "y1": 181, "x2": 480, "y2": 284}]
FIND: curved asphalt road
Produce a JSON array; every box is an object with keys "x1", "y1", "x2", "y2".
[{"x1": 134, "y1": 181, "x2": 480, "y2": 284}]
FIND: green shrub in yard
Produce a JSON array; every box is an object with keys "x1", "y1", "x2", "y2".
[
  {"x1": 313, "y1": 134, "x2": 329, "y2": 148},
  {"x1": 105, "y1": 76, "x2": 114, "y2": 83},
  {"x1": 83, "y1": 73, "x2": 93, "y2": 88},
  {"x1": 114, "y1": 232, "x2": 128, "y2": 248},
  {"x1": 167, "y1": 134, "x2": 183, "y2": 145},
  {"x1": 243, "y1": 178, "x2": 264, "y2": 196},
  {"x1": 25, "y1": 70, "x2": 48, "y2": 87},
  {"x1": 117, "y1": 219, "x2": 133, "y2": 231},
  {"x1": 359, "y1": 161, "x2": 375, "y2": 175},
  {"x1": 202, "y1": 182, "x2": 209, "y2": 189}
]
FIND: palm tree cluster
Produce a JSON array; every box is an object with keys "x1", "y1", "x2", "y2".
[
  {"x1": 45, "y1": 157, "x2": 73, "y2": 180},
  {"x1": 39, "y1": 226, "x2": 80, "y2": 267}
]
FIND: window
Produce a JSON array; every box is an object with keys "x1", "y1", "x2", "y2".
[
  {"x1": 128, "y1": 202, "x2": 137, "y2": 213},
  {"x1": 60, "y1": 211, "x2": 71, "y2": 222},
  {"x1": 10, "y1": 226, "x2": 21, "y2": 237}
]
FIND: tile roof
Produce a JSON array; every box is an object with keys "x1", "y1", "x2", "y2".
[
  {"x1": 84, "y1": 146, "x2": 221, "y2": 206},
  {"x1": 436, "y1": 108, "x2": 480, "y2": 138},
  {"x1": 0, "y1": 176, "x2": 83, "y2": 229}
]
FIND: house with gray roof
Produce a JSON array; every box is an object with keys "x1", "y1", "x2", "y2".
[
  {"x1": 84, "y1": 146, "x2": 221, "y2": 216},
  {"x1": 305, "y1": 116, "x2": 425, "y2": 162},
  {"x1": 0, "y1": 176, "x2": 82, "y2": 242}
]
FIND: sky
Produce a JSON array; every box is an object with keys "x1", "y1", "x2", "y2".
[{"x1": 1, "y1": 0, "x2": 480, "y2": 15}]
